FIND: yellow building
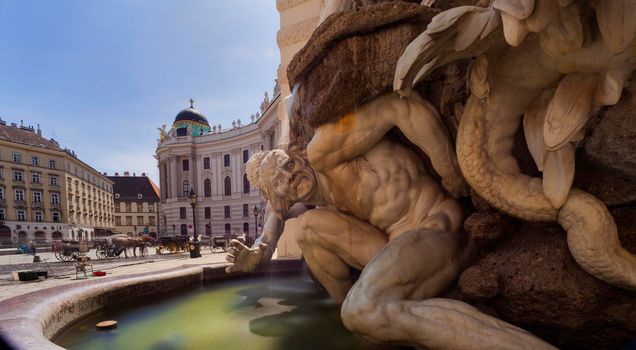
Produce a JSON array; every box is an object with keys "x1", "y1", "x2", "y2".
[
  {"x1": 108, "y1": 172, "x2": 161, "y2": 237},
  {"x1": 0, "y1": 120, "x2": 115, "y2": 246}
]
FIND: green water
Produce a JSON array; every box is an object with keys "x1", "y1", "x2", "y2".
[{"x1": 54, "y1": 274, "x2": 371, "y2": 350}]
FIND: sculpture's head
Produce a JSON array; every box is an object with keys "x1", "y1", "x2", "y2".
[{"x1": 246, "y1": 146, "x2": 317, "y2": 217}]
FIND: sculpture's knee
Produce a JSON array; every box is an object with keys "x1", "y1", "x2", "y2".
[
  {"x1": 292, "y1": 215, "x2": 316, "y2": 249},
  {"x1": 341, "y1": 286, "x2": 384, "y2": 337}
]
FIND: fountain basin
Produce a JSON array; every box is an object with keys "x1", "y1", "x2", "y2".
[{"x1": 0, "y1": 260, "x2": 308, "y2": 349}]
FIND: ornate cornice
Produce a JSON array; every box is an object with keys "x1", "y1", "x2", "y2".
[
  {"x1": 277, "y1": 17, "x2": 319, "y2": 47},
  {"x1": 276, "y1": 0, "x2": 314, "y2": 12}
]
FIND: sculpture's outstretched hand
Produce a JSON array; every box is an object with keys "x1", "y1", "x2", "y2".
[{"x1": 225, "y1": 240, "x2": 267, "y2": 273}]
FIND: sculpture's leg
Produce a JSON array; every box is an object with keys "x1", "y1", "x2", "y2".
[
  {"x1": 287, "y1": 208, "x2": 388, "y2": 303},
  {"x1": 341, "y1": 228, "x2": 556, "y2": 350}
]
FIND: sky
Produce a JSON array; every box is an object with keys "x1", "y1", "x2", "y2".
[{"x1": 0, "y1": 0, "x2": 280, "y2": 185}]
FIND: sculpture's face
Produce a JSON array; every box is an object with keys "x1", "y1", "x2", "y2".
[{"x1": 270, "y1": 151, "x2": 316, "y2": 203}]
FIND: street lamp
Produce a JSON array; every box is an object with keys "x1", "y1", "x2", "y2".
[
  {"x1": 253, "y1": 205, "x2": 259, "y2": 243},
  {"x1": 188, "y1": 189, "x2": 201, "y2": 258}
]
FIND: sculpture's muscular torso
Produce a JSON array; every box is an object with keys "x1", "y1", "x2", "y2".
[{"x1": 227, "y1": 92, "x2": 555, "y2": 349}]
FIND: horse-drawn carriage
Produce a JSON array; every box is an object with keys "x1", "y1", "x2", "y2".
[
  {"x1": 51, "y1": 240, "x2": 89, "y2": 262},
  {"x1": 156, "y1": 236, "x2": 189, "y2": 254},
  {"x1": 208, "y1": 234, "x2": 249, "y2": 253}
]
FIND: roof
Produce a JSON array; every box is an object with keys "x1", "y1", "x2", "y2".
[
  {"x1": 174, "y1": 107, "x2": 210, "y2": 127},
  {"x1": 108, "y1": 176, "x2": 161, "y2": 201},
  {"x1": 0, "y1": 124, "x2": 63, "y2": 151}
]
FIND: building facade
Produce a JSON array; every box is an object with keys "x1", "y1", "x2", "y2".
[
  {"x1": 0, "y1": 120, "x2": 115, "y2": 245},
  {"x1": 108, "y1": 172, "x2": 161, "y2": 237},
  {"x1": 156, "y1": 96, "x2": 280, "y2": 243}
]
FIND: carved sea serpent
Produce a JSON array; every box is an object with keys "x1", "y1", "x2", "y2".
[{"x1": 396, "y1": 0, "x2": 636, "y2": 291}]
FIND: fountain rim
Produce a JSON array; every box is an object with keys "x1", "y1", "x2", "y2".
[{"x1": 0, "y1": 260, "x2": 303, "y2": 350}]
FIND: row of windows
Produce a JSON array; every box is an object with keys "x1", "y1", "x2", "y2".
[
  {"x1": 9, "y1": 152, "x2": 57, "y2": 169},
  {"x1": 114, "y1": 202, "x2": 156, "y2": 213},
  {"x1": 181, "y1": 175, "x2": 251, "y2": 198},
  {"x1": 9, "y1": 171, "x2": 58, "y2": 185},
  {"x1": 114, "y1": 215, "x2": 156, "y2": 226},
  {"x1": 178, "y1": 203, "x2": 254, "y2": 220},
  {"x1": 182, "y1": 150, "x2": 251, "y2": 172},
  {"x1": 0, "y1": 208, "x2": 61, "y2": 222},
  {"x1": 0, "y1": 188, "x2": 60, "y2": 203}
]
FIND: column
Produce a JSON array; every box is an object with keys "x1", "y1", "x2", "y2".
[{"x1": 170, "y1": 156, "x2": 178, "y2": 199}]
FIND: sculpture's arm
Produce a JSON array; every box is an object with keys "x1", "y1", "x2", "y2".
[
  {"x1": 226, "y1": 202, "x2": 307, "y2": 273},
  {"x1": 307, "y1": 92, "x2": 466, "y2": 197}
]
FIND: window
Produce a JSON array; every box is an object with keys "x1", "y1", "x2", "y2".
[
  {"x1": 203, "y1": 207, "x2": 211, "y2": 219},
  {"x1": 0, "y1": 209, "x2": 4, "y2": 220},
  {"x1": 224, "y1": 154, "x2": 230, "y2": 167},
  {"x1": 115, "y1": 216, "x2": 121, "y2": 226},
  {"x1": 224, "y1": 205, "x2": 230, "y2": 218},
  {"x1": 35, "y1": 211, "x2": 43, "y2": 222},
  {"x1": 203, "y1": 157, "x2": 210, "y2": 169},
  {"x1": 224, "y1": 177, "x2": 231, "y2": 196},
  {"x1": 243, "y1": 174, "x2": 250, "y2": 193},
  {"x1": 32, "y1": 173, "x2": 40, "y2": 184},
  {"x1": 115, "y1": 204, "x2": 120, "y2": 213},
  {"x1": 16, "y1": 210, "x2": 26, "y2": 221},
  {"x1": 180, "y1": 207, "x2": 187, "y2": 219},
  {"x1": 243, "y1": 222, "x2": 249, "y2": 233},
  {"x1": 12, "y1": 152, "x2": 21, "y2": 163},
  {"x1": 50, "y1": 175, "x2": 58, "y2": 186},
  {"x1": 225, "y1": 223, "x2": 231, "y2": 234},
  {"x1": 31, "y1": 156, "x2": 39, "y2": 166},
  {"x1": 0, "y1": 169, "x2": 3, "y2": 179},
  {"x1": 126, "y1": 203, "x2": 131, "y2": 212},
  {"x1": 13, "y1": 171, "x2": 23, "y2": 182},
  {"x1": 243, "y1": 204, "x2": 249, "y2": 217},
  {"x1": 137, "y1": 216, "x2": 144, "y2": 225},
  {"x1": 126, "y1": 216, "x2": 133, "y2": 225},
  {"x1": 180, "y1": 224, "x2": 188, "y2": 235},
  {"x1": 49, "y1": 160, "x2": 56, "y2": 169},
  {"x1": 183, "y1": 180, "x2": 190, "y2": 197},
  {"x1": 53, "y1": 212, "x2": 60, "y2": 222},
  {"x1": 204, "y1": 179, "x2": 212, "y2": 197},
  {"x1": 137, "y1": 194, "x2": 143, "y2": 200},
  {"x1": 32, "y1": 191, "x2": 42, "y2": 203},
  {"x1": 51, "y1": 193, "x2": 60, "y2": 204},
  {"x1": 182, "y1": 159, "x2": 189, "y2": 171},
  {"x1": 0, "y1": 187, "x2": 4, "y2": 199},
  {"x1": 149, "y1": 216, "x2": 155, "y2": 225},
  {"x1": 115, "y1": 193, "x2": 120, "y2": 199},
  {"x1": 148, "y1": 205, "x2": 154, "y2": 213},
  {"x1": 15, "y1": 189, "x2": 24, "y2": 201},
  {"x1": 243, "y1": 150, "x2": 249, "y2": 163}
]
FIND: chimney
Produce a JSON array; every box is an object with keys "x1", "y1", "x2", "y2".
[
  {"x1": 133, "y1": 172, "x2": 136, "y2": 176},
  {"x1": 115, "y1": 172, "x2": 119, "y2": 176},
  {"x1": 124, "y1": 171, "x2": 130, "y2": 176},
  {"x1": 102, "y1": 172, "x2": 107, "y2": 176},
  {"x1": 37, "y1": 124, "x2": 41, "y2": 136},
  {"x1": 142, "y1": 172, "x2": 146, "y2": 176}
]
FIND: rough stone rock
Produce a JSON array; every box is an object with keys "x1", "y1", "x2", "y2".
[
  {"x1": 288, "y1": 2, "x2": 437, "y2": 147},
  {"x1": 462, "y1": 207, "x2": 636, "y2": 349},
  {"x1": 463, "y1": 211, "x2": 517, "y2": 249},
  {"x1": 458, "y1": 266, "x2": 499, "y2": 300}
]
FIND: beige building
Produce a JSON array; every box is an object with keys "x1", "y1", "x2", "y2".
[
  {"x1": 108, "y1": 172, "x2": 161, "y2": 237},
  {"x1": 0, "y1": 120, "x2": 115, "y2": 246}
]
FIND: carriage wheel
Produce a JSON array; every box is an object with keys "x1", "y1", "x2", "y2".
[
  {"x1": 54, "y1": 250, "x2": 63, "y2": 262},
  {"x1": 96, "y1": 250, "x2": 105, "y2": 260}
]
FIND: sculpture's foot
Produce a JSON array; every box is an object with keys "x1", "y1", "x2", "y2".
[{"x1": 341, "y1": 228, "x2": 555, "y2": 349}]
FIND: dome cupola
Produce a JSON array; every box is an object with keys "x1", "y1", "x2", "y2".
[{"x1": 173, "y1": 98, "x2": 211, "y2": 137}]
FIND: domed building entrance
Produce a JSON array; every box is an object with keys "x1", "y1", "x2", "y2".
[{"x1": 0, "y1": 225, "x2": 11, "y2": 246}]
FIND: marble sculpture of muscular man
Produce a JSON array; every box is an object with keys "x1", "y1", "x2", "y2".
[{"x1": 226, "y1": 92, "x2": 554, "y2": 349}]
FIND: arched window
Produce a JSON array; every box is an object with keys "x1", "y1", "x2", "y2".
[
  {"x1": 243, "y1": 222, "x2": 249, "y2": 234},
  {"x1": 204, "y1": 179, "x2": 212, "y2": 197},
  {"x1": 182, "y1": 180, "x2": 190, "y2": 197},
  {"x1": 224, "y1": 223, "x2": 231, "y2": 234},
  {"x1": 224, "y1": 177, "x2": 231, "y2": 196},
  {"x1": 243, "y1": 174, "x2": 250, "y2": 194}
]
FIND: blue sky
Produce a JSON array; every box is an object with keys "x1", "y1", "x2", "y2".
[{"x1": 0, "y1": 0, "x2": 280, "y2": 184}]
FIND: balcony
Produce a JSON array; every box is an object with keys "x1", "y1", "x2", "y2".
[
  {"x1": 12, "y1": 179, "x2": 25, "y2": 186},
  {"x1": 49, "y1": 184, "x2": 60, "y2": 190},
  {"x1": 50, "y1": 203, "x2": 61, "y2": 210},
  {"x1": 31, "y1": 182, "x2": 42, "y2": 188},
  {"x1": 31, "y1": 202, "x2": 43, "y2": 209},
  {"x1": 14, "y1": 200, "x2": 26, "y2": 208}
]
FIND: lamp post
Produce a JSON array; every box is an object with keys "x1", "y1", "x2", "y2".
[
  {"x1": 253, "y1": 205, "x2": 259, "y2": 244},
  {"x1": 188, "y1": 189, "x2": 201, "y2": 258}
]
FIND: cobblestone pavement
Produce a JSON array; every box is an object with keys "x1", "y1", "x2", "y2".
[{"x1": 0, "y1": 248, "x2": 231, "y2": 302}]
